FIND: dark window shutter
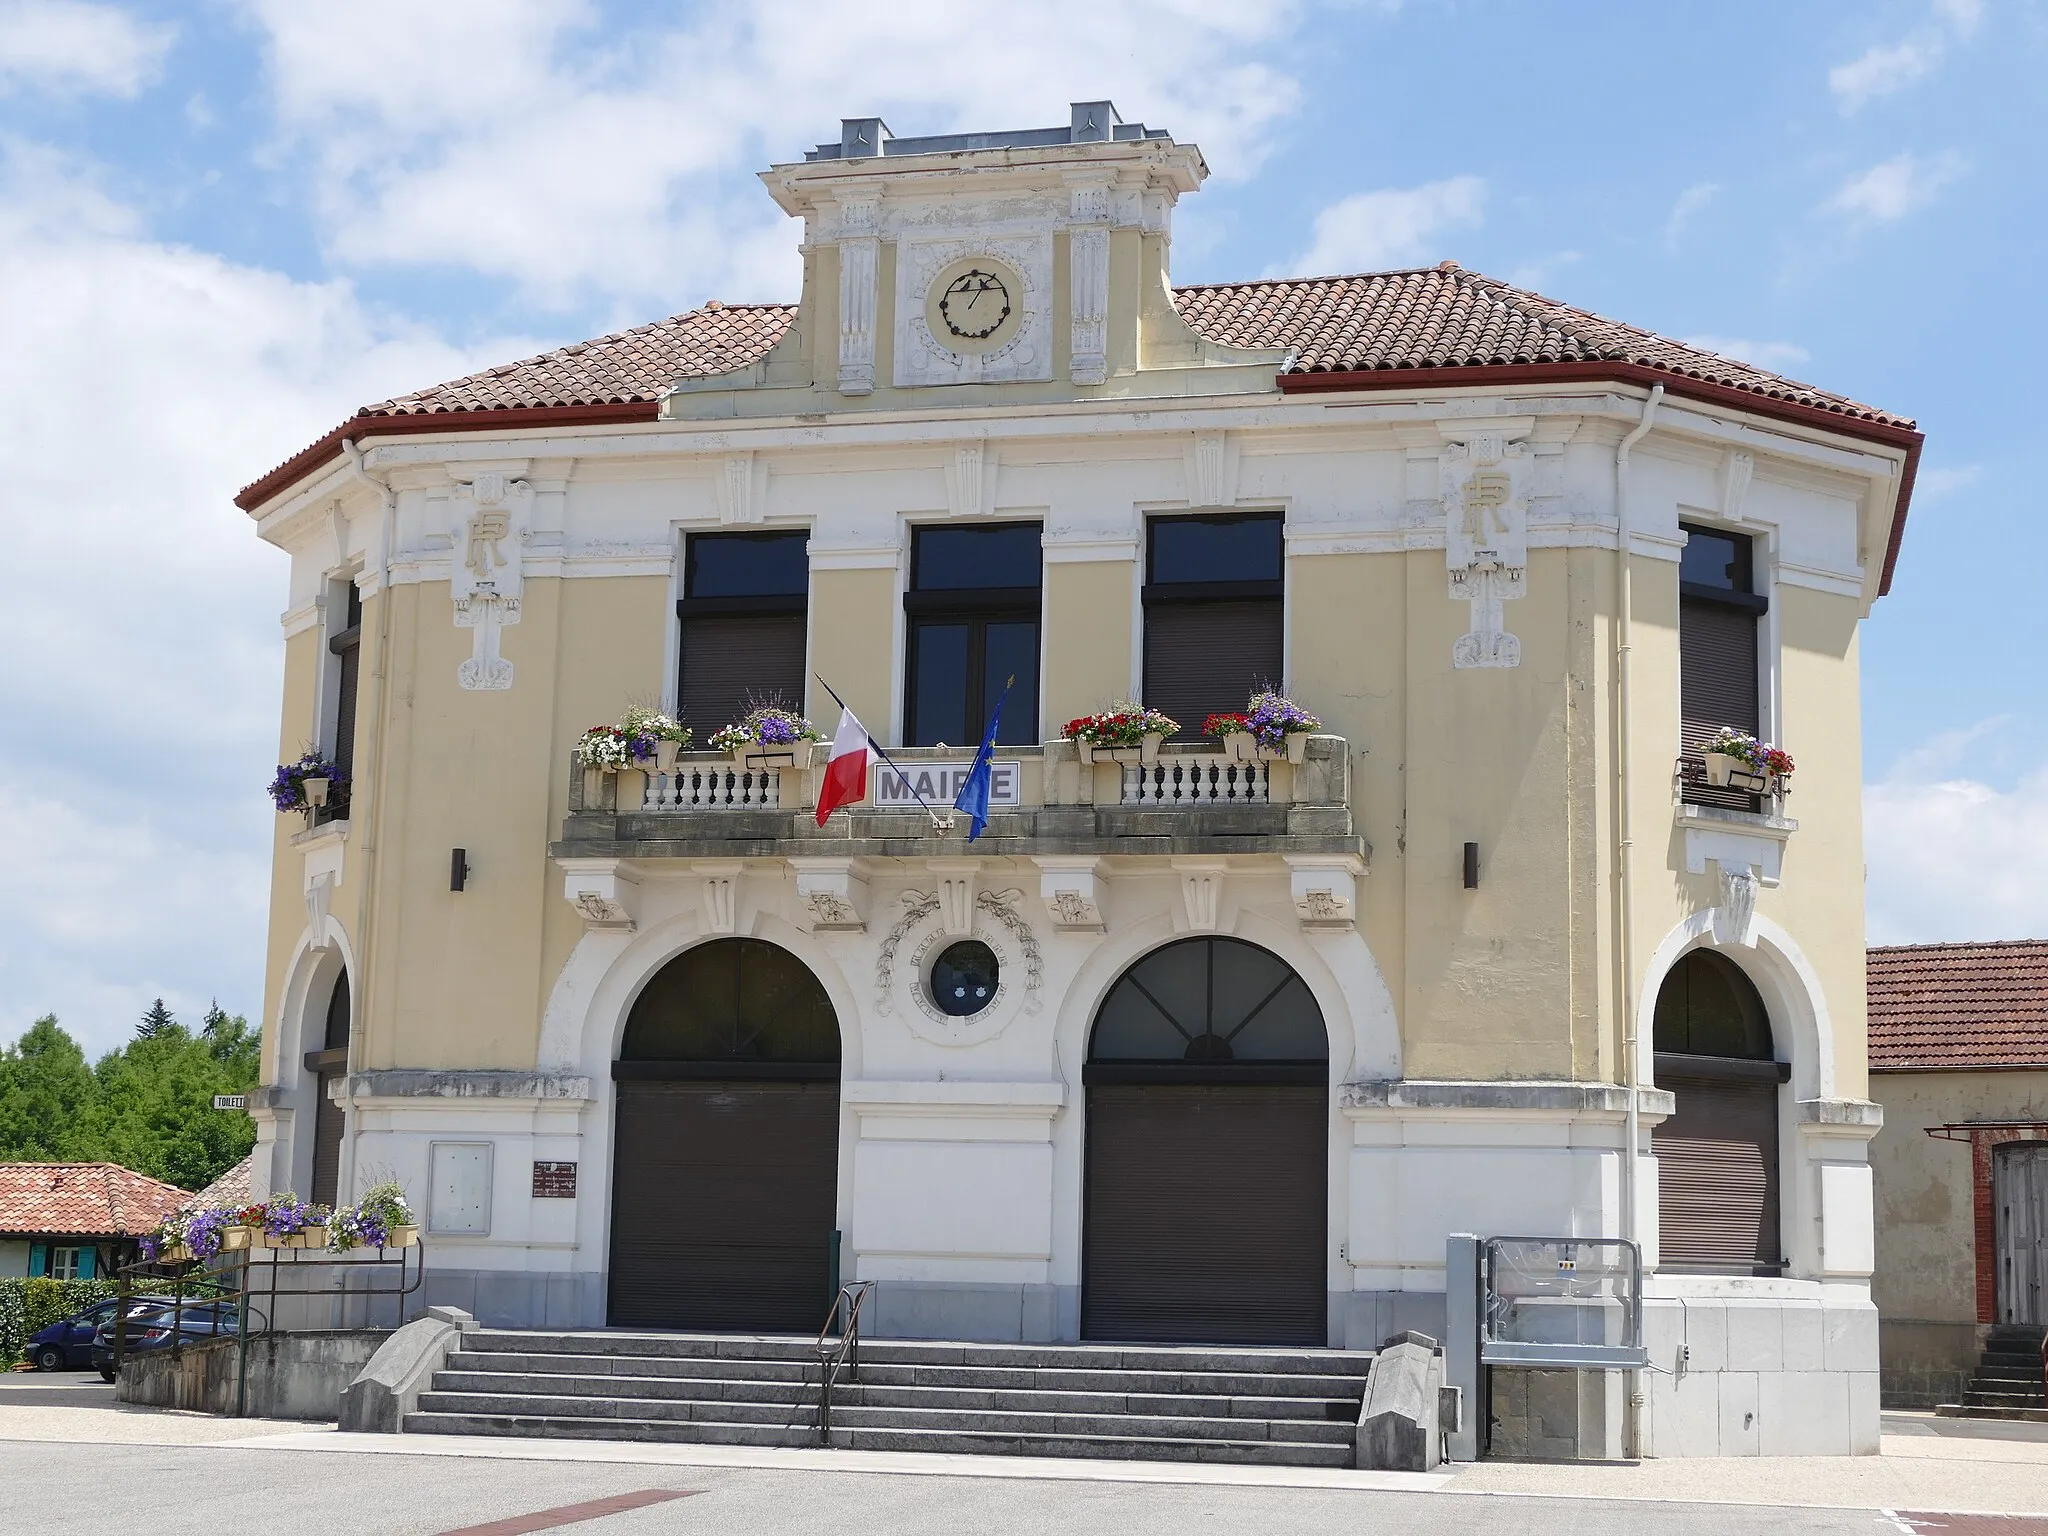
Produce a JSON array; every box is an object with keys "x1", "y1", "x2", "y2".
[
  {"x1": 1656, "y1": 1072, "x2": 1782, "y2": 1273},
  {"x1": 311, "y1": 1074, "x2": 344, "y2": 1208},
  {"x1": 680, "y1": 613, "x2": 806, "y2": 736},
  {"x1": 1143, "y1": 599, "x2": 1284, "y2": 741},
  {"x1": 609, "y1": 1079, "x2": 839, "y2": 1331},
  {"x1": 1679, "y1": 596, "x2": 1759, "y2": 753},
  {"x1": 1083, "y1": 1082, "x2": 1326, "y2": 1344}
]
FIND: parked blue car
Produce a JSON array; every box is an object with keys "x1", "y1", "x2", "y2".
[
  {"x1": 90, "y1": 1299, "x2": 240, "y2": 1381},
  {"x1": 29, "y1": 1297, "x2": 173, "y2": 1372}
]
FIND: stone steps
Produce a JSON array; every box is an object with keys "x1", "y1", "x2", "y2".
[
  {"x1": 403, "y1": 1329, "x2": 1373, "y2": 1466},
  {"x1": 1937, "y1": 1328, "x2": 2048, "y2": 1421}
]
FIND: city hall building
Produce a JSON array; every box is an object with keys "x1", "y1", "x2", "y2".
[{"x1": 239, "y1": 106, "x2": 1919, "y2": 1456}]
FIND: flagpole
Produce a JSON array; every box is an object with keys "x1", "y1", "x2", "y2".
[{"x1": 814, "y1": 674, "x2": 954, "y2": 832}]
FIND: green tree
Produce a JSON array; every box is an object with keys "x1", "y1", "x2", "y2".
[
  {"x1": 135, "y1": 998, "x2": 175, "y2": 1040},
  {"x1": 82, "y1": 1019, "x2": 260, "y2": 1191},
  {"x1": 0, "y1": 1017, "x2": 95, "y2": 1161}
]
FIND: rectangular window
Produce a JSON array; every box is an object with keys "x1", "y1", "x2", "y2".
[
  {"x1": 320, "y1": 582, "x2": 362, "y2": 824},
  {"x1": 1142, "y1": 512, "x2": 1284, "y2": 741},
  {"x1": 49, "y1": 1246, "x2": 81, "y2": 1281},
  {"x1": 905, "y1": 523, "x2": 1041, "y2": 747},
  {"x1": 1678, "y1": 522, "x2": 1768, "y2": 810},
  {"x1": 677, "y1": 531, "x2": 809, "y2": 738}
]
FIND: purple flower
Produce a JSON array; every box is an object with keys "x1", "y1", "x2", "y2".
[{"x1": 755, "y1": 714, "x2": 800, "y2": 745}]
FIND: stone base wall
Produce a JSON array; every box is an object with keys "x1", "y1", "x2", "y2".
[
  {"x1": 1489, "y1": 1368, "x2": 1624, "y2": 1460},
  {"x1": 1880, "y1": 1319, "x2": 1987, "y2": 1408},
  {"x1": 114, "y1": 1331, "x2": 389, "y2": 1420}
]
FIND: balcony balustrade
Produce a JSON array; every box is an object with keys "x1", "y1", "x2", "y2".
[{"x1": 554, "y1": 737, "x2": 1363, "y2": 863}]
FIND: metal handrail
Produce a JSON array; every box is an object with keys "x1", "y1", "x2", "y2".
[{"x1": 812, "y1": 1281, "x2": 875, "y2": 1446}]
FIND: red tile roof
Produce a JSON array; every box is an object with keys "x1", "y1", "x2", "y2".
[
  {"x1": 0, "y1": 1163, "x2": 192, "y2": 1238},
  {"x1": 185, "y1": 1154, "x2": 252, "y2": 1213},
  {"x1": 235, "y1": 267, "x2": 1919, "y2": 590},
  {"x1": 1869, "y1": 941, "x2": 2048, "y2": 1071}
]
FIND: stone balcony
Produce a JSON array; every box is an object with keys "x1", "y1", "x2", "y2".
[{"x1": 550, "y1": 736, "x2": 1365, "y2": 863}]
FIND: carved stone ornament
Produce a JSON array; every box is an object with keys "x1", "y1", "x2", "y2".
[
  {"x1": 836, "y1": 194, "x2": 880, "y2": 396},
  {"x1": 717, "y1": 452, "x2": 760, "y2": 525},
  {"x1": 929, "y1": 859, "x2": 980, "y2": 938},
  {"x1": 560, "y1": 860, "x2": 638, "y2": 932},
  {"x1": 697, "y1": 861, "x2": 743, "y2": 937},
  {"x1": 1285, "y1": 855, "x2": 1363, "y2": 931},
  {"x1": 304, "y1": 871, "x2": 335, "y2": 949},
  {"x1": 450, "y1": 472, "x2": 532, "y2": 692},
  {"x1": 791, "y1": 858, "x2": 869, "y2": 932},
  {"x1": 881, "y1": 887, "x2": 1042, "y2": 1046},
  {"x1": 1440, "y1": 431, "x2": 1532, "y2": 670},
  {"x1": 895, "y1": 233, "x2": 1051, "y2": 387},
  {"x1": 1713, "y1": 861, "x2": 1760, "y2": 949},
  {"x1": 1171, "y1": 858, "x2": 1229, "y2": 933},
  {"x1": 1067, "y1": 174, "x2": 1113, "y2": 387},
  {"x1": 1035, "y1": 856, "x2": 1106, "y2": 932}
]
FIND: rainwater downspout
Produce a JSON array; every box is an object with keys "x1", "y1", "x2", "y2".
[
  {"x1": 337, "y1": 437, "x2": 396, "y2": 1203},
  {"x1": 1614, "y1": 382, "x2": 1662, "y2": 1458}
]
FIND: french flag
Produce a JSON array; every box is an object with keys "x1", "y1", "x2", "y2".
[{"x1": 815, "y1": 705, "x2": 870, "y2": 827}]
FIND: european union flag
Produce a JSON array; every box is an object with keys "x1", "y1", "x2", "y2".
[{"x1": 953, "y1": 679, "x2": 1011, "y2": 841}]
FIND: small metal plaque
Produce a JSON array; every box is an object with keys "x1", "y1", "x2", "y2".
[
  {"x1": 211, "y1": 1094, "x2": 247, "y2": 1111},
  {"x1": 532, "y1": 1161, "x2": 578, "y2": 1199}
]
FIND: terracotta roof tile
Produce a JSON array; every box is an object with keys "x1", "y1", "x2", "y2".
[
  {"x1": 239, "y1": 265, "x2": 1913, "y2": 509},
  {"x1": 1869, "y1": 941, "x2": 2048, "y2": 1070},
  {"x1": 1173, "y1": 264, "x2": 1911, "y2": 427},
  {"x1": 185, "y1": 1154, "x2": 252, "y2": 1213},
  {"x1": 0, "y1": 1163, "x2": 192, "y2": 1238},
  {"x1": 373, "y1": 302, "x2": 798, "y2": 417}
]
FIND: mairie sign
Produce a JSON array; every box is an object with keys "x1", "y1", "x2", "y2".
[{"x1": 872, "y1": 760, "x2": 1021, "y2": 811}]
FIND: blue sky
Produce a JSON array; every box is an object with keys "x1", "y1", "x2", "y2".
[{"x1": 1, "y1": 0, "x2": 2040, "y2": 1054}]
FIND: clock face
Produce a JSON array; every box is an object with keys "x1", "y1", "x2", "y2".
[
  {"x1": 938, "y1": 268, "x2": 1011, "y2": 340},
  {"x1": 923, "y1": 255, "x2": 1025, "y2": 356}
]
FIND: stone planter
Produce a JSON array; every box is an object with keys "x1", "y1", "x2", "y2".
[
  {"x1": 1223, "y1": 730, "x2": 1307, "y2": 764},
  {"x1": 1076, "y1": 732, "x2": 1165, "y2": 766},
  {"x1": 654, "y1": 739, "x2": 681, "y2": 774}
]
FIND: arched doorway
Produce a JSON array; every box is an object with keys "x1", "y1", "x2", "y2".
[
  {"x1": 1653, "y1": 948, "x2": 1787, "y2": 1274},
  {"x1": 609, "y1": 938, "x2": 841, "y2": 1331},
  {"x1": 1082, "y1": 936, "x2": 1328, "y2": 1344}
]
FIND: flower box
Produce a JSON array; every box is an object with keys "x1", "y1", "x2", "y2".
[
  {"x1": 1223, "y1": 729, "x2": 1309, "y2": 765},
  {"x1": 1704, "y1": 751, "x2": 1768, "y2": 794},
  {"x1": 384, "y1": 1224, "x2": 420, "y2": 1249},
  {"x1": 159, "y1": 1242, "x2": 191, "y2": 1265},
  {"x1": 736, "y1": 741, "x2": 818, "y2": 771},
  {"x1": 1076, "y1": 732, "x2": 1164, "y2": 766},
  {"x1": 263, "y1": 1226, "x2": 330, "y2": 1250},
  {"x1": 221, "y1": 1226, "x2": 255, "y2": 1252},
  {"x1": 654, "y1": 739, "x2": 680, "y2": 774}
]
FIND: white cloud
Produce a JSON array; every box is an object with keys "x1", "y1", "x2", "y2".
[
  {"x1": 1829, "y1": 39, "x2": 1941, "y2": 110},
  {"x1": 0, "y1": 0, "x2": 173, "y2": 97},
  {"x1": 0, "y1": 140, "x2": 534, "y2": 1055},
  {"x1": 1828, "y1": 0, "x2": 1981, "y2": 111},
  {"x1": 1506, "y1": 250, "x2": 1581, "y2": 295},
  {"x1": 1825, "y1": 152, "x2": 1964, "y2": 222},
  {"x1": 1663, "y1": 181, "x2": 1720, "y2": 245},
  {"x1": 1915, "y1": 463, "x2": 1983, "y2": 498},
  {"x1": 1867, "y1": 722, "x2": 2048, "y2": 944},
  {"x1": 1680, "y1": 335, "x2": 1814, "y2": 374},
  {"x1": 1271, "y1": 175, "x2": 1486, "y2": 279},
  {"x1": 240, "y1": 0, "x2": 1306, "y2": 311}
]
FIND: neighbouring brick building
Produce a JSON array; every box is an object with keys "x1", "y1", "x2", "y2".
[{"x1": 1869, "y1": 940, "x2": 2048, "y2": 1406}]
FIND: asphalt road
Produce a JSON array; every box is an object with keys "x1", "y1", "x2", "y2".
[{"x1": 0, "y1": 1440, "x2": 1913, "y2": 1536}]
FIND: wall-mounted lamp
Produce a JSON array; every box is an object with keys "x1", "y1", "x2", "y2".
[
  {"x1": 1463, "y1": 842, "x2": 1480, "y2": 890},
  {"x1": 451, "y1": 848, "x2": 470, "y2": 892}
]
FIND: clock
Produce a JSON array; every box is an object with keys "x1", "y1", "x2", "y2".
[
  {"x1": 938, "y1": 268, "x2": 1011, "y2": 340},
  {"x1": 923, "y1": 255, "x2": 1025, "y2": 356}
]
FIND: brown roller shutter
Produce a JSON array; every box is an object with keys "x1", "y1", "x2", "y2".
[
  {"x1": 1656, "y1": 1073, "x2": 1781, "y2": 1274},
  {"x1": 310, "y1": 1074, "x2": 344, "y2": 1208},
  {"x1": 1083, "y1": 1083, "x2": 1325, "y2": 1344},
  {"x1": 609, "y1": 1079, "x2": 838, "y2": 1331},
  {"x1": 1143, "y1": 600, "x2": 1285, "y2": 742},
  {"x1": 1679, "y1": 597, "x2": 1759, "y2": 752},
  {"x1": 680, "y1": 613, "x2": 806, "y2": 737}
]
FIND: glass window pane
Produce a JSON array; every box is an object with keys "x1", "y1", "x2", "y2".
[
  {"x1": 911, "y1": 621, "x2": 969, "y2": 746},
  {"x1": 1149, "y1": 514, "x2": 1283, "y2": 585},
  {"x1": 622, "y1": 938, "x2": 839, "y2": 1062},
  {"x1": 687, "y1": 532, "x2": 809, "y2": 598},
  {"x1": 913, "y1": 523, "x2": 1042, "y2": 590},
  {"x1": 1090, "y1": 938, "x2": 1327, "y2": 1063},
  {"x1": 982, "y1": 621, "x2": 1039, "y2": 745},
  {"x1": 1652, "y1": 950, "x2": 1773, "y2": 1060},
  {"x1": 1679, "y1": 526, "x2": 1750, "y2": 592}
]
